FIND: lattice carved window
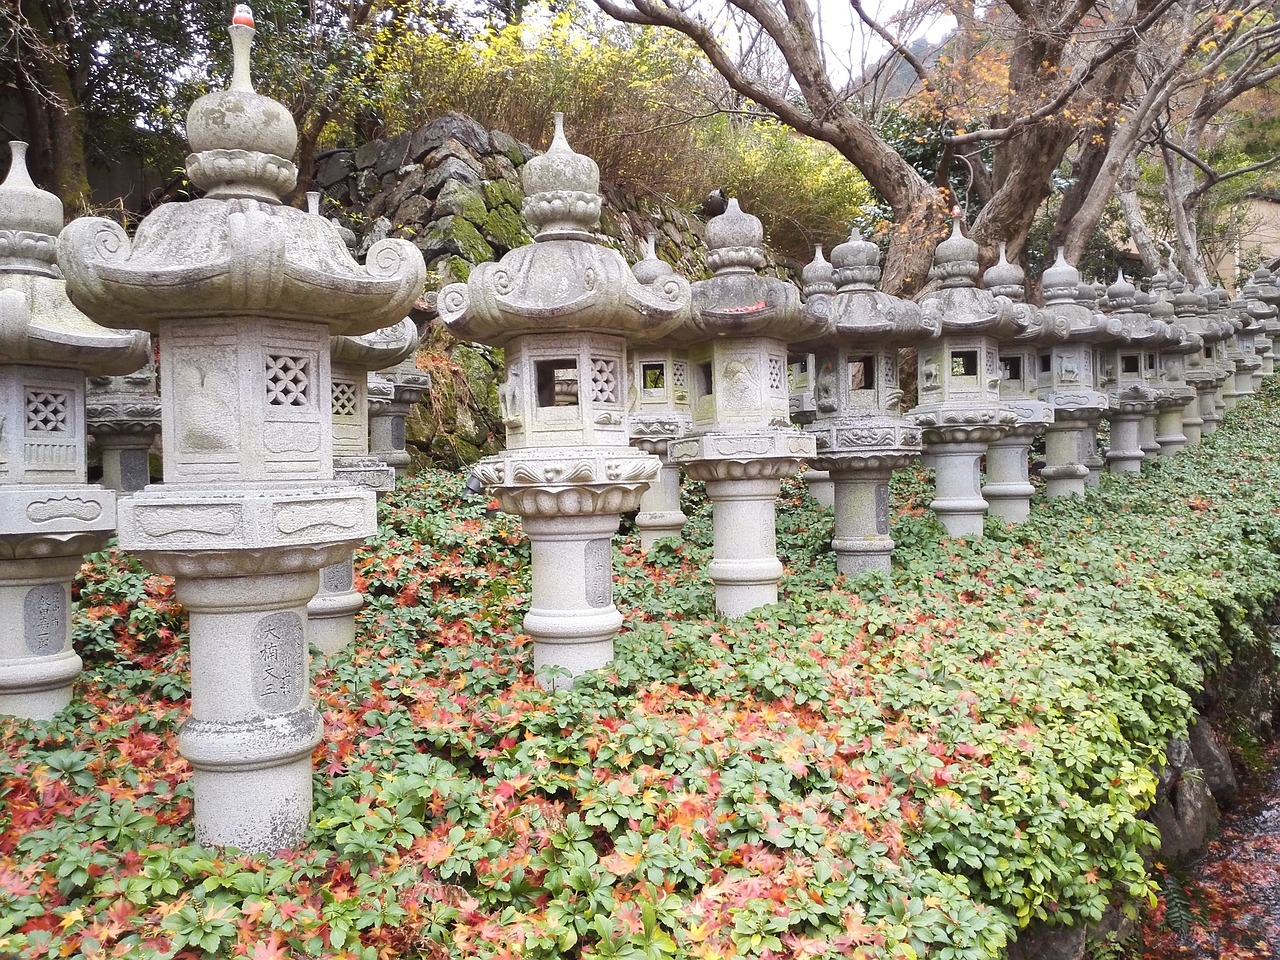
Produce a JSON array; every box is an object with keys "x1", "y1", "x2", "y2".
[
  {"x1": 25, "y1": 390, "x2": 69, "y2": 433},
  {"x1": 266, "y1": 355, "x2": 312, "y2": 407},
  {"x1": 590, "y1": 358, "x2": 618, "y2": 404},
  {"x1": 768, "y1": 357, "x2": 786, "y2": 392},
  {"x1": 332, "y1": 381, "x2": 359, "y2": 417}
]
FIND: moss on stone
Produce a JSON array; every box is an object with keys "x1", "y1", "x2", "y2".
[
  {"x1": 435, "y1": 179, "x2": 488, "y2": 225},
  {"x1": 482, "y1": 178, "x2": 524, "y2": 210},
  {"x1": 416, "y1": 215, "x2": 494, "y2": 265},
  {"x1": 482, "y1": 204, "x2": 532, "y2": 252}
]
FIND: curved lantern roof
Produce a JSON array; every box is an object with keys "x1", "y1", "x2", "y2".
[
  {"x1": 919, "y1": 217, "x2": 1027, "y2": 340},
  {"x1": 57, "y1": 8, "x2": 424, "y2": 337},
  {"x1": 687, "y1": 199, "x2": 823, "y2": 343},
  {"x1": 438, "y1": 114, "x2": 691, "y2": 346},
  {"x1": 795, "y1": 228, "x2": 934, "y2": 349},
  {"x1": 0, "y1": 141, "x2": 150, "y2": 375}
]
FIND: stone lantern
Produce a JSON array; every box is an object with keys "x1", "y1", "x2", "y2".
[
  {"x1": 368, "y1": 353, "x2": 430, "y2": 477},
  {"x1": 1034, "y1": 250, "x2": 1112, "y2": 496},
  {"x1": 909, "y1": 217, "x2": 1021, "y2": 535},
  {"x1": 1244, "y1": 271, "x2": 1277, "y2": 391},
  {"x1": 86, "y1": 357, "x2": 162, "y2": 493},
  {"x1": 666, "y1": 199, "x2": 821, "y2": 615},
  {"x1": 59, "y1": 10, "x2": 425, "y2": 851},
  {"x1": 0, "y1": 142, "x2": 151, "y2": 719},
  {"x1": 310, "y1": 313, "x2": 418, "y2": 655},
  {"x1": 1225, "y1": 288, "x2": 1261, "y2": 405},
  {"x1": 792, "y1": 250, "x2": 835, "y2": 508},
  {"x1": 1173, "y1": 277, "x2": 1227, "y2": 440},
  {"x1": 983, "y1": 244, "x2": 1057, "y2": 523},
  {"x1": 795, "y1": 229, "x2": 936, "y2": 571},
  {"x1": 1099, "y1": 272, "x2": 1158, "y2": 473},
  {"x1": 1147, "y1": 269, "x2": 1201, "y2": 450},
  {"x1": 1251, "y1": 265, "x2": 1280, "y2": 378},
  {"x1": 439, "y1": 114, "x2": 691, "y2": 682},
  {"x1": 626, "y1": 233, "x2": 693, "y2": 549}
]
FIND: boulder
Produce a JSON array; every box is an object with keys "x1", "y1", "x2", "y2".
[
  {"x1": 1189, "y1": 717, "x2": 1239, "y2": 804},
  {"x1": 411, "y1": 112, "x2": 491, "y2": 161},
  {"x1": 490, "y1": 128, "x2": 532, "y2": 165},
  {"x1": 1005, "y1": 922, "x2": 1086, "y2": 960},
  {"x1": 422, "y1": 157, "x2": 484, "y2": 197},
  {"x1": 435, "y1": 179, "x2": 488, "y2": 225},
  {"x1": 375, "y1": 131, "x2": 413, "y2": 177}
]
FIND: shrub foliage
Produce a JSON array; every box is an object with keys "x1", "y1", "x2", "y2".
[{"x1": 5, "y1": 383, "x2": 1280, "y2": 958}]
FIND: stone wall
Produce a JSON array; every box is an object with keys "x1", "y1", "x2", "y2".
[{"x1": 316, "y1": 112, "x2": 720, "y2": 471}]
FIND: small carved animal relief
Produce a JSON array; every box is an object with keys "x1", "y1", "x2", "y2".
[
  {"x1": 499, "y1": 368, "x2": 523, "y2": 427},
  {"x1": 1057, "y1": 354, "x2": 1080, "y2": 383},
  {"x1": 177, "y1": 357, "x2": 237, "y2": 452},
  {"x1": 921, "y1": 357, "x2": 940, "y2": 390},
  {"x1": 815, "y1": 361, "x2": 838, "y2": 412}
]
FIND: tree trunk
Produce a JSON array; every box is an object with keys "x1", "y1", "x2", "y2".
[
  {"x1": 1162, "y1": 146, "x2": 1208, "y2": 287},
  {"x1": 22, "y1": 1, "x2": 91, "y2": 212},
  {"x1": 1115, "y1": 156, "x2": 1162, "y2": 274}
]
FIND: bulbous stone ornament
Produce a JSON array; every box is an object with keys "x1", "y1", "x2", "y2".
[
  {"x1": 440, "y1": 113, "x2": 691, "y2": 684},
  {"x1": 58, "y1": 8, "x2": 426, "y2": 853},
  {"x1": 0, "y1": 141, "x2": 151, "y2": 720}
]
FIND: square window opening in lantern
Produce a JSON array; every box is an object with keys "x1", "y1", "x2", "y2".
[
  {"x1": 641, "y1": 362, "x2": 666, "y2": 397},
  {"x1": 1121, "y1": 354, "x2": 1141, "y2": 375},
  {"x1": 536, "y1": 359, "x2": 579, "y2": 407},
  {"x1": 1000, "y1": 355, "x2": 1023, "y2": 385},
  {"x1": 951, "y1": 350, "x2": 979, "y2": 381}
]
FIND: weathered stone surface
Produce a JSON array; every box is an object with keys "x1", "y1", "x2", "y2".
[
  {"x1": 1006, "y1": 923, "x2": 1086, "y2": 960},
  {"x1": 411, "y1": 111, "x2": 491, "y2": 161},
  {"x1": 414, "y1": 215, "x2": 494, "y2": 263},
  {"x1": 422, "y1": 142, "x2": 486, "y2": 178},
  {"x1": 393, "y1": 194, "x2": 433, "y2": 227},
  {"x1": 375, "y1": 130, "x2": 413, "y2": 177},
  {"x1": 383, "y1": 166, "x2": 427, "y2": 215},
  {"x1": 421, "y1": 157, "x2": 484, "y2": 197},
  {"x1": 435, "y1": 179, "x2": 487, "y2": 224},
  {"x1": 314, "y1": 150, "x2": 355, "y2": 188},
  {"x1": 1189, "y1": 717, "x2": 1239, "y2": 804},
  {"x1": 489, "y1": 128, "x2": 532, "y2": 165},
  {"x1": 482, "y1": 204, "x2": 530, "y2": 250},
  {"x1": 482, "y1": 177, "x2": 524, "y2": 210},
  {"x1": 354, "y1": 140, "x2": 380, "y2": 171},
  {"x1": 1151, "y1": 773, "x2": 1219, "y2": 860}
]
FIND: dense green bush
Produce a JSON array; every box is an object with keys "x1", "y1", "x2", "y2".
[{"x1": 4, "y1": 384, "x2": 1280, "y2": 958}]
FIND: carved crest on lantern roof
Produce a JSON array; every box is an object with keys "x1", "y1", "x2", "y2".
[
  {"x1": 0, "y1": 142, "x2": 150, "y2": 375},
  {"x1": 438, "y1": 116, "x2": 691, "y2": 346},
  {"x1": 795, "y1": 231, "x2": 933, "y2": 349},
  {"x1": 687, "y1": 199, "x2": 819, "y2": 343},
  {"x1": 331, "y1": 316, "x2": 418, "y2": 372},
  {"x1": 56, "y1": 8, "x2": 425, "y2": 338},
  {"x1": 1038, "y1": 249, "x2": 1122, "y2": 345}
]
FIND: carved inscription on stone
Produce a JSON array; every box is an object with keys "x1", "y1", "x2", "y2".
[
  {"x1": 585, "y1": 538, "x2": 612, "y2": 608},
  {"x1": 24, "y1": 584, "x2": 65, "y2": 656},
  {"x1": 322, "y1": 560, "x2": 354, "y2": 592},
  {"x1": 251, "y1": 612, "x2": 305, "y2": 713},
  {"x1": 875, "y1": 483, "x2": 890, "y2": 535}
]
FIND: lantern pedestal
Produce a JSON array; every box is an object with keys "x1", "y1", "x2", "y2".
[
  {"x1": 809, "y1": 419, "x2": 920, "y2": 575},
  {"x1": 630, "y1": 436, "x2": 687, "y2": 550},
  {"x1": 983, "y1": 404, "x2": 1050, "y2": 523},
  {"x1": 671, "y1": 431, "x2": 811, "y2": 618},
  {"x1": 1041, "y1": 417, "x2": 1093, "y2": 498},
  {"x1": 476, "y1": 446, "x2": 658, "y2": 686},
  {"x1": 1106, "y1": 393, "x2": 1153, "y2": 473},
  {"x1": 121, "y1": 483, "x2": 374, "y2": 851}
]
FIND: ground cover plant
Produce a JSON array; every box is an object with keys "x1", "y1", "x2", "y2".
[{"x1": 5, "y1": 382, "x2": 1280, "y2": 959}]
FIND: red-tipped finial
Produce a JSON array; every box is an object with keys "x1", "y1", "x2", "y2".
[{"x1": 232, "y1": 3, "x2": 255, "y2": 26}]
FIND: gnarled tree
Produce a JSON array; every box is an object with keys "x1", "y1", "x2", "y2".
[{"x1": 589, "y1": 0, "x2": 1277, "y2": 293}]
